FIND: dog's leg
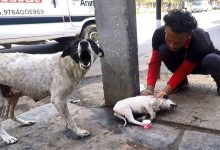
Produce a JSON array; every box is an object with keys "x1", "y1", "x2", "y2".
[
  {"x1": 3, "y1": 100, "x2": 10, "y2": 118},
  {"x1": 126, "y1": 115, "x2": 144, "y2": 126},
  {"x1": 7, "y1": 97, "x2": 35, "y2": 126},
  {"x1": 114, "y1": 112, "x2": 127, "y2": 126},
  {"x1": 52, "y1": 97, "x2": 90, "y2": 137},
  {"x1": 0, "y1": 91, "x2": 18, "y2": 144},
  {"x1": 0, "y1": 124, "x2": 18, "y2": 144},
  {"x1": 123, "y1": 108, "x2": 144, "y2": 126},
  {"x1": 0, "y1": 97, "x2": 9, "y2": 120},
  {"x1": 143, "y1": 106, "x2": 156, "y2": 121},
  {"x1": 136, "y1": 115, "x2": 149, "y2": 122}
]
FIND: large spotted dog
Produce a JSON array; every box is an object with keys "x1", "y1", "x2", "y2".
[{"x1": 0, "y1": 39, "x2": 104, "y2": 144}]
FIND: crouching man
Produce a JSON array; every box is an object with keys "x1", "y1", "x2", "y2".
[{"x1": 143, "y1": 9, "x2": 220, "y2": 97}]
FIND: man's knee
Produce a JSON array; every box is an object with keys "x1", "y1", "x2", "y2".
[{"x1": 201, "y1": 53, "x2": 220, "y2": 73}]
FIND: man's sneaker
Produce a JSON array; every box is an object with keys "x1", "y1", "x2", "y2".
[{"x1": 172, "y1": 78, "x2": 189, "y2": 93}]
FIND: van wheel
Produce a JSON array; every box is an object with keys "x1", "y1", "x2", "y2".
[{"x1": 81, "y1": 24, "x2": 98, "y2": 43}]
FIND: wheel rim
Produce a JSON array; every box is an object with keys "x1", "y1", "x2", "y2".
[{"x1": 88, "y1": 30, "x2": 98, "y2": 43}]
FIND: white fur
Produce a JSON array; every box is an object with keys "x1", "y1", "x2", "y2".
[
  {"x1": 0, "y1": 39, "x2": 103, "y2": 144},
  {"x1": 113, "y1": 95, "x2": 177, "y2": 126},
  {"x1": 0, "y1": 52, "x2": 84, "y2": 100}
]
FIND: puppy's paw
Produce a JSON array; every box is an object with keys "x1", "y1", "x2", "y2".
[
  {"x1": 139, "y1": 122, "x2": 145, "y2": 126},
  {"x1": 136, "y1": 115, "x2": 149, "y2": 122},
  {"x1": 149, "y1": 113, "x2": 156, "y2": 121},
  {"x1": 149, "y1": 117, "x2": 155, "y2": 121},
  {"x1": 76, "y1": 128, "x2": 91, "y2": 137}
]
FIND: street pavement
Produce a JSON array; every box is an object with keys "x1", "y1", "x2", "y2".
[
  {"x1": 1, "y1": 11, "x2": 220, "y2": 150},
  {"x1": 1, "y1": 52, "x2": 220, "y2": 150}
]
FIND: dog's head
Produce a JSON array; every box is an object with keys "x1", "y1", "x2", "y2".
[
  {"x1": 158, "y1": 96, "x2": 177, "y2": 111},
  {"x1": 61, "y1": 38, "x2": 104, "y2": 70}
]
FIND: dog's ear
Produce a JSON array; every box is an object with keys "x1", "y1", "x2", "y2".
[
  {"x1": 86, "y1": 39, "x2": 104, "y2": 57},
  {"x1": 61, "y1": 46, "x2": 71, "y2": 58},
  {"x1": 61, "y1": 40, "x2": 80, "y2": 63},
  {"x1": 97, "y1": 46, "x2": 104, "y2": 57}
]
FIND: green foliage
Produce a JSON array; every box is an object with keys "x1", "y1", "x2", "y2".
[{"x1": 136, "y1": 0, "x2": 182, "y2": 6}]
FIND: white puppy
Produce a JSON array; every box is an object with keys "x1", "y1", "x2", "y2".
[
  {"x1": 0, "y1": 38, "x2": 104, "y2": 144},
  {"x1": 113, "y1": 95, "x2": 177, "y2": 126}
]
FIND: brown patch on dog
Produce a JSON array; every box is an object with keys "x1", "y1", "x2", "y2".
[{"x1": 0, "y1": 84, "x2": 22, "y2": 97}]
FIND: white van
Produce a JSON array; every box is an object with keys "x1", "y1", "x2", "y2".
[{"x1": 0, "y1": 0, "x2": 97, "y2": 48}]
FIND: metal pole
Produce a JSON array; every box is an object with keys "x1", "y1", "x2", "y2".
[{"x1": 156, "y1": 0, "x2": 162, "y2": 27}]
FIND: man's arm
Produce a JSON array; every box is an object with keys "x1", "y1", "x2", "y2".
[
  {"x1": 157, "y1": 59, "x2": 197, "y2": 97},
  {"x1": 144, "y1": 50, "x2": 161, "y2": 95}
]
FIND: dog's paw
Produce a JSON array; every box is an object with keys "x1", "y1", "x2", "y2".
[
  {"x1": 76, "y1": 129, "x2": 91, "y2": 137},
  {"x1": 4, "y1": 136, "x2": 18, "y2": 144}
]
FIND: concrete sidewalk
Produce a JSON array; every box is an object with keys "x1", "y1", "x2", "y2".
[{"x1": 1, "y1": 61, "x2": 220, "y2": 150}]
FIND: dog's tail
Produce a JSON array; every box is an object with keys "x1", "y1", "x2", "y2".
[{"x1": 114, "y1": 112, "x2": 127, "y2": 126}]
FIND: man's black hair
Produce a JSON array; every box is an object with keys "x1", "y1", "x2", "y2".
[{"x1": 163, "y1": 9, "x2": 198, "y2": 33}]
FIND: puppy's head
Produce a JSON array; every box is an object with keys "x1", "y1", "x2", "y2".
[
  {"x1": 159, "y1": 96, "x2": 177, "y2": 111},
  {"x1": 61, "y1": 38, "x2": 104, "y2": 70}
]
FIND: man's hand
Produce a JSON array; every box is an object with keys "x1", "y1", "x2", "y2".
[
  {"x1": 156, "y1": 91, "x2": 167, "y2": 98},
  {"x1": 141, "y1": 85, "x2": 154, "y2": 96},
  {"x1": 141, "y1": 89, "x2": 154, "y2": 96},
  {"x1": 156, "y1": 84, "x2": 173, "y2": 98}
]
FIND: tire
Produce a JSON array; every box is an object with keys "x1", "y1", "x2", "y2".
[
  {"x1": 80, "y1": 24, "x2": 98, "y2": 44},
  {"x1": 55, "y1": 37, "x2": 76, "y2": 44}
]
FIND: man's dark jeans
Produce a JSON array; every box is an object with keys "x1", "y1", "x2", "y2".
[{"x1": 158, "y1": 43, "x2": 220, "y2": 88}]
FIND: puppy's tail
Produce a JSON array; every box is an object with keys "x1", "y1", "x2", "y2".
[{"x1": 114, "y1": 112, "x2": 127, "y2": 126}]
